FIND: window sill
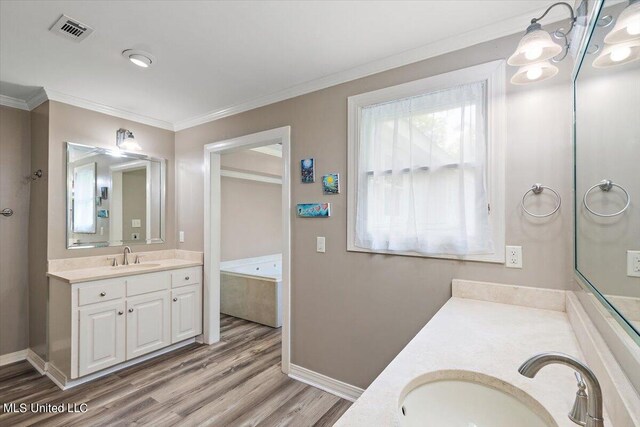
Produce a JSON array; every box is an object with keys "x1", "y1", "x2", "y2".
[{"x1": 346, "y1": 243, "x2": 505, "y2": 264}]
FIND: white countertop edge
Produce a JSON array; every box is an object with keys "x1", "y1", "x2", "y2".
[{"x1": 47, "y1": 259, "x2": 203, "y2": 284}]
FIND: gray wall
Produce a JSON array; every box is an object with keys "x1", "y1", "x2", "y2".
[
  {"x1": 0, "y1": 105, "x2": 31, "y2": 356},
  {"x1": 29, "y1": 101, "x2": 49, "y2": 359},
  {"x1": 221, "y1": 150, "x2": 283, "y2": 261},
  {"x1": 175, "y1": 31, "x2": 575, "y2": 388}
]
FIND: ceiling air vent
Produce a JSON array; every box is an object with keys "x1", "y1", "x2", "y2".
[{"x1": 50, "y1": 14, "x2": 93, "y2": 42}]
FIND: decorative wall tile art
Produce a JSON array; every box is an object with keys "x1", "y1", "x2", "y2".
[
  {"x1": 301, "y1": 158, "x2": 315, "y2": 183},
  {"x1": 297, "y1": 203, "x2": 331, "y2": 218},
  {"x1": 97, "y1": 209, "x2": 109, "y2": 218},
  {"x1": 322, "y1": 173, "x2": 340, "y2": 194}
]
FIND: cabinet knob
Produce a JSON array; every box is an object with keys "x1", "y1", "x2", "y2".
[
  {"x1": 118, "y1": 311, "x2": 124, "y2": 315},
  {"x1": 100, "y1": 291, "x2": 106, "y2": 297},
  {"x1": 173, "y1": 297, "x2": 178, "y2": 302},
  {"x1": 128, "y1": 308, "x2": 134, "y2": 313},
  {"x1": 185, "y1": 276, "x2": 190, "y2": 281}
]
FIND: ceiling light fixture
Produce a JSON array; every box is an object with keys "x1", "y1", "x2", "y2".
[
  {"x1": 508, "y1": 2, "x2": 576, "y2": 84},
  {"x1": 122, "y1": 49, "x2": 155, "y2": 68},
  {"x1": 116, "y1": 128, "x2": 141, "y2": 151}
]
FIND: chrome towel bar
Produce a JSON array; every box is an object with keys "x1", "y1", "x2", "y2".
[{"x1": 521, "y1": 184, "x2": 561, "y2": 218}]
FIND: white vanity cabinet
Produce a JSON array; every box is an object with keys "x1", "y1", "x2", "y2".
[{"x1": 48, "y1": 266, "x2": 202, "y2": 386}]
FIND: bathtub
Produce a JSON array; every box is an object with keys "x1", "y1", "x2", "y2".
[{"x1": 220, "y1": 254, "x2": 282, "y2": 328}]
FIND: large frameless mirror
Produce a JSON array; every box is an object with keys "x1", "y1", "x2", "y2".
[
  {"x1": 66, "y1": 142, "x2": 166, "y2": 249},
  {"x1": 574, "y1": 0, "x2": 640, "y2": 344}
]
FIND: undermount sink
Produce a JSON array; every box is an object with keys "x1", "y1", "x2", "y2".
[
  {"x1": 398, "y1": 371, "x2": 556, "y2": 427},
  {"x1": 111, "y1": 263, "x2": 161, "y2": 270}
]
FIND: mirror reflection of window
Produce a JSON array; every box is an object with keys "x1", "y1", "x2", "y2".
[{"x1": 72, "y1": 162, "x2": 96, "y2": 234}]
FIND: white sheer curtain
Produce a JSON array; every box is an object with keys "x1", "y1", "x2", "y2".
[{"x1": 355, "y1": 81, "x2": 493, "y2": 255}]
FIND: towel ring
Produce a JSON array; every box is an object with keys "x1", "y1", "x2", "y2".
[
  {"x1": 583, "y1": 179, "x2": 630, "y2": 218},
  {"x1": 521, "y1": 184, "x2": 561, "y2": 218}
]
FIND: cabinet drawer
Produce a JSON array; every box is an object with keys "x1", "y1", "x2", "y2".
[
  {"x1": 78, "y1": 279, "x2": 125, "y2": 306},
  {"x1": 126, "y1": 271, "x2": 170, "y2": 297},
  {"x1": 171, "y1": 267, "x2": 201, "y2": 288}
]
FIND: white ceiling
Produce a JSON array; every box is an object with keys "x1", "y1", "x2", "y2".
[{"x1": 0, "y1": 1, "x2": 560, "y2": 130}]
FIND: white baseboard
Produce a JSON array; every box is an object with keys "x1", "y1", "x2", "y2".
[
  {"x1": 289, "y1": 364, "x2": 364, "y2": 402},
  {"x1": 26, "y1": 349, "x2": 48, "y2": 375},
  {"x1": 0, "y1": 349, "x2": 28, "y2": 366},
  {"x1": 47, "y1": 338, "x2": 196, "y2": 390}
]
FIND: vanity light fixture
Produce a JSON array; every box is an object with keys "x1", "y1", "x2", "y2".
[
  {"x1": 593, "y1": 1, "x2": 640, "y2": 68},
  {"x1": 122, "y1": 49, "x2": 155, "y2": 68},
  {"x1": 508, "y1": 2, "x2": 576, "y2": 84},
  {"x1": 603, "y1": 0, "x2": 640, "y2": 44},
  {"x1": 593, "y1": 39, "x2": 640, "y2": 67},
  {"x1": 116, "y1": 128, "x2": 141, "y2": 151},
  {"x1": 511, "y1": 60, "x2": 559, "y2": 84}
]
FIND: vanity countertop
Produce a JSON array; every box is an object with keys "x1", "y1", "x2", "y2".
[
  {"x1": 334, "y1": 285, "x2": 607, "y2": 427},
  {"x1": 47, "y1": 250, "x2": 203, "y2": 284}
]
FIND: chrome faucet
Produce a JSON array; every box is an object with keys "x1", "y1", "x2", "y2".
[
  {"x1": 518, "y1": 352, "x2": 603, "y2": 427},
  {"x1": 123, "y1": 246, "x2": 132, "y2": 265}
]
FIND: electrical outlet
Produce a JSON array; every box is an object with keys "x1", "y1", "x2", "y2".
[
  {"x1": 506, "y1": 245, "x2": 522, "y2": 268},
  {"x1": 316, "y1": 236, "x2": 326, "y2": 253},
  {"x1": 132, "y1": 219, "x2": 141, "y2": 228},
  {"x1": 179, "y1": 231, "x2": 185, "y2": 243},
  {"x1": 628, "y1": 250, "x2": 640, "y2": 278}
]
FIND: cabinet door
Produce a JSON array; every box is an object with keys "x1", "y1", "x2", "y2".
[
  {"x1": 79, "y1": 301, "x2": 126, "y2": 377},
  {"x1": 126, "y1": 291, "x2": 171, "y2": 360},
  {"x1": 171, "y1": 284, "x2": 202, "y2": 343}
]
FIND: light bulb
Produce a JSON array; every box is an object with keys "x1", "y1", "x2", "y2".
[
  {"x1": 525, "y1": 46, "x2": 543, "y2": 60},
  {"x1": 610, "y1": 46, "x2": 631, "y2": 62},
  {"x1": 129, "y1": 55, "x2": 150, "y2": 68},
  {"x1": 526, "y1": 66, "x2": 543, "y2": 80},
  {"x1": 628, "y1": 19, "x2": 640, "y2": 36}
]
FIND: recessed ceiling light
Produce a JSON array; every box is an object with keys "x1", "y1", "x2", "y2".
[{"x1": 122, "y1": 49, "x2": 155, "y2": 68}]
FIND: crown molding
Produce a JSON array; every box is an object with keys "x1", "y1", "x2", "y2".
[
  {"x1": 0, "y1": 87, "x2": 175, "y2": 130},
  {"x1": 26, "y1": 88, "x2": 49, "y2": 110},
  {"x1": 173, "y1": 5, "x2": 564, "y2": 131},
  {"x1": 44, "y1": 89, "x2": 175, "y2": 131},
  {"x1": 0, "y1": 94, "x2": 30, "y2": 110}
]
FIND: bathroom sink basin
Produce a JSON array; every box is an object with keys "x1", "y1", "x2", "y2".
[
  {"x1": 398, "y1": 372, "x2": 555, "y2": 427},
  {"x1": 111, "y1": 263, "x2": 161, "y2": 270}
]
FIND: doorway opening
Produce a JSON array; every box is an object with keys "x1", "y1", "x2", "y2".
[{"x1": 203, "y1": 126, "x2": 291, "y2": 373}]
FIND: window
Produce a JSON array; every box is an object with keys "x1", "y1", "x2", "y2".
[
  {"x1": 347, "y1": 61, "x2": 505, "y2": 262},
  {"x1": 72, "y1": 162, "x2": 97, "y2": 234}
]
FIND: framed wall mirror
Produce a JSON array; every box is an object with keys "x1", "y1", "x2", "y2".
[
  {"x1": 66, "y1": 142, "x2": 166, "y2": 249},
  {"x1": 574, "y1": 0, "x2": 640, "y2": 344}
]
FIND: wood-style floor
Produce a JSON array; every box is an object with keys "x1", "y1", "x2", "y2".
[{"x1": 0, "y1": 315, "x2": 351, "y2": 427}]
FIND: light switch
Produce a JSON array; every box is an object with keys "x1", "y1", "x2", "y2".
[
  {"x1": 505, "y1": 245, "x2": 522, "y2": 269},
  {"x1": 317, "y1": 236, "x2": 326, "y2": 253},
  {"x1": 179, "y1": 231, "x2": 185, "y2": 243},
  {"x1": 132, "y1": 219, "x2": 141, "y2": 228},
  {"x1": 628, "y1": 251, "x2": 640, "y2": 278}
]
